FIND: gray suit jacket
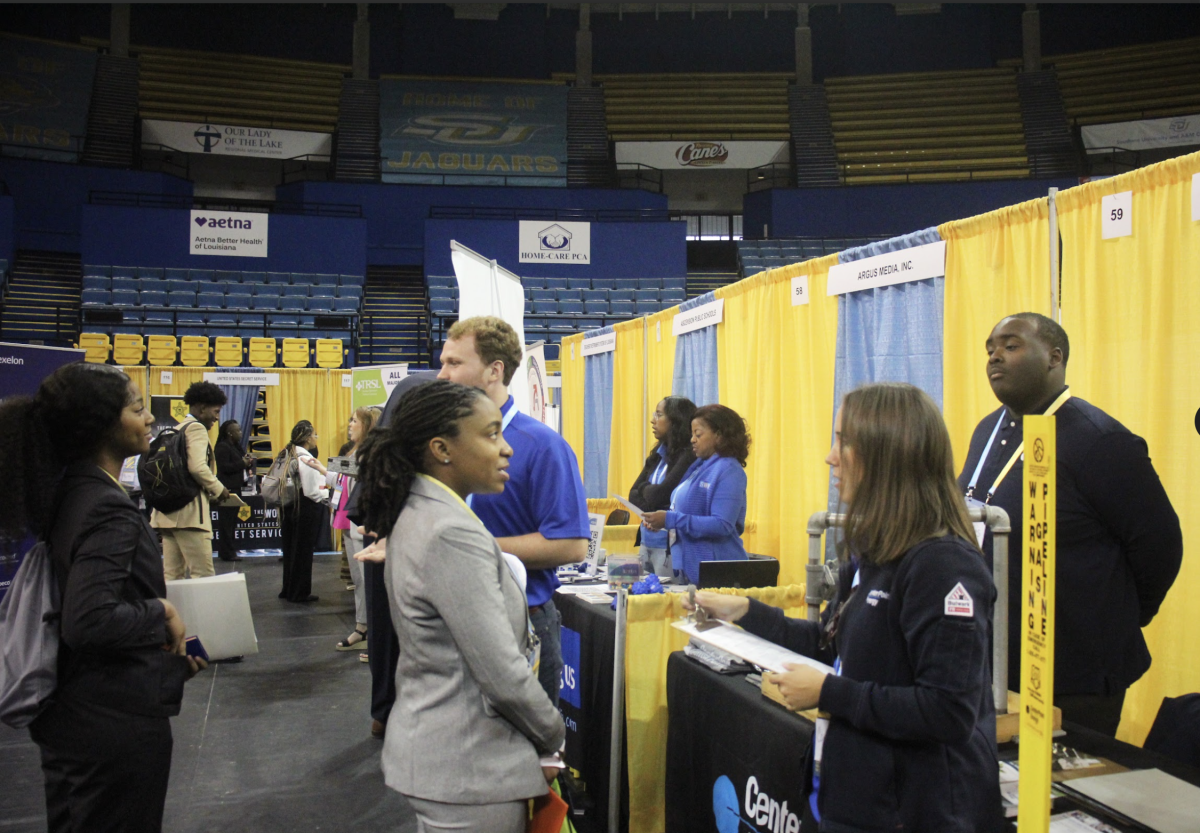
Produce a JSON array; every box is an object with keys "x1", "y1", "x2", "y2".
[{"x1": 382, "y1": 475, "x2": 566, "y2": 804}]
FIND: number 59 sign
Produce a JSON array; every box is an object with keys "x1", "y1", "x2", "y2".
[{"x1": 1101, "y1": 191, "x2": 1133, "y2": 239}]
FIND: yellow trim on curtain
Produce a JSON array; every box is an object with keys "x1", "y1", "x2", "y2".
[
  {"x1": 264, "y1": 369, "x2": 347, "y2": 464},
  {"x1": 625, "y1": 584, "x2": 809, "y2": 833},
  {"x1": 646, "y1": 306, "x2": 680, "y2": 444},
  {"x1": 939, "y1": 197, "x2": 1052, "y2": 463},
  {"x1": 608, "y1": 318, "x2": 647, "y2": 501},
  {"x1": 1055, "y1": 150, "x2": 1200, "y2": 746},
  {"x1": 713, "y1": 256, "x2": 840, "y2": 585},
  {"x1": 560, "y1": 333, "x2": 586, "y2": 471}
]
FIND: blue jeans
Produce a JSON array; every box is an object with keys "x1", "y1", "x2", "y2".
[{"x1": 530, "y1": 597, "x2": 563, "y2": 707}]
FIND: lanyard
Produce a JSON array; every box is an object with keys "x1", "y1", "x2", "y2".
[
  {"x1": 466, "y1": 400, "x2": 519, "y2": 509},
  {"x1": 970, "y1": 388, "x2": 1071, "y2": 504},
  {"x1": 418, "y1": 474, "x2": 488, "y2": 530},
  {"x1": 650, "y1": 458, "x2": 669, "y2": 485},
  {"x1": 964, "y1": 412, "x2": 1007, "y2": 500}
]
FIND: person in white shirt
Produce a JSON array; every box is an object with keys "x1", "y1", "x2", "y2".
[{"x1": 278, "y1": 420, "x2": 328, "y2": 603}]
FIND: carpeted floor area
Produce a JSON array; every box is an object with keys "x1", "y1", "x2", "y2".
[{"x1": 0, "y1": 554, "x2": 417, "y2": 833}]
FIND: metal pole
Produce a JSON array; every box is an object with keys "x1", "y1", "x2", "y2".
[
  {"x1": 607, "y1": 587, "x2": 627, "y2": 833},
  {"x1": 642, "y1": 316, "x2": 649, "y2": 458},
  {"x1": 985, "y1": 505, "x2": 1012, "y2": 714},
  {"x1": 1048, "y1": 187, "x2": 1060, "y2": 322}
]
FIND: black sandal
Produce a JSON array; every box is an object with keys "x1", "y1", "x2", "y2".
[{"x1": 336, "y1": 627, "x2": 367, "y2": 651}]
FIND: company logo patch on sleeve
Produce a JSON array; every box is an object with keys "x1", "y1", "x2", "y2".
[{"x1": 944, "y1": 583, "x2": 974, "y2": 617}]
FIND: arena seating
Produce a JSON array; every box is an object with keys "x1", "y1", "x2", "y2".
[
  {"x1": 736, "y1": 237, "x2": 889, "y2": 277},
  {"x1": 824, "y1": 68, "x2": 1029, "y2": 184}
]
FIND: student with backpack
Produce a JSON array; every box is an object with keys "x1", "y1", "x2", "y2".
[
  {"x1": 0, "y1": 362, "x2": 207, "y2": 833},
  {"x1": 149, "y1": 381, "x2": 229, "y2": 580}
]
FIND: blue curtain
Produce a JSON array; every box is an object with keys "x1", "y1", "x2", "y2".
[
  {"x1": 218, "y1": 368, "x2": 263, "y2": 451},
  {"x1": 583, "y1": 326, "x2": 615, "y2": 499},
  {"x1": 672, "y1": 292, "x2": 720, "y2": 407},
  {"x1": 828, "y1": 228, "x2": 945, "y2": 520}
]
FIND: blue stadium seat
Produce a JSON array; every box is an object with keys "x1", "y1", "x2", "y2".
[
  {"x1": 634, "y1": 300, "x2": 660, "y2": 315},
  {"x1": 589, "y1": 278, "x2": 615, "y2": 289},
  {"x1": 278, "y1": 284, "x2": 307, "y2": 297},
  {"x1": 544, "y1": 278, "x2": 568, "y2": 290},
  {"x1": 265, "y1": 272, "x2": 292, "y2": 284},
  {"x1": 189, "y1": 269, "x2": 215, "y2": 281},
  {"x1": 197, "y1": 292, "x2": 225, "y2": 309},
  {"x1": 238, "y1": 313, "x2": 265, "y2": 328},
  {"x1": 165, "y1": 279, "x2": 191, "y2": 294},
  {"x1": 208, "y1": 313, "x2": 238, "y2": 326},
  {"x1": 111, "y1": 277, "x2": 138, "y2": 293},
  {"x1": 336, "y1": 286, "x2": 362, "y2": 299},
  {"x1": 136, "y1": 266, "x2": 164, "y2": 279},
  {"x1": 81, "y1": 288, "x2": 109, "y2": 305},
  {"x1": 82, "y1": 265, "x2": 110, "y2": 277},
  {"x1": 556, "y1": 289, "x2": 583, "y2": 302},
  {"x1": 429, "y1": 286, "x2": 453, "y2": 300},
  {"x1": 139, "y1": 278, "x2": 167, "y2": 294},
  {"x1": 338, "y1": 274, "x2": 364, "y2": 287},
  {"x1": 111, "y1": 266, "x2": 137, "y2": 280},
  {"x1": 584, "y1": 300, "x2": 609, "y2": 316},
  {"x1": 269, "y1": 314, "x2": 300, "y2": 326},
  {"x1": 313, "y1": 273, "x2": 339, "y2": 286},
  {"x1": 167, "y1": 291, "x2": 196, "y2": 307},
  {"x1": 522, "y1": 277, "x2": 545, "y2": 289},
  {"x1": 662, "y1": 277, "x2": 687, "y2": 292},
  {"x1": 140, "y1": 290, "x2": 168, "y2": 307},
  {"x1": 531, "y1": 289, "x2": 556, "y2": 301},
  {"x1": 661, "y1": 290, "x2": 686, "y2": 305},
  {"x1": 251, "y1": 295, "x2": 280, "y2": 310},
  {"x1": 279, "y1": 297, "x2": 307, "y2": 312},
  {"x1": 307, "y1": 297, "x2": 335, "y2": 312},
  {"x1": 242, "y1": 271, "x2": 266, "y2": 283},
  {"x1": 249, "y1": 283, "x2": 276, "y2": 296},
  {"x1": 213, "y1": 270, "x2": 240, "y2": 283},
  {"x1": 581, "y1": 289, "x2": 608, "y2": 302},
  {"x1": 110, "y1": 289, "x2": 138, "y2": 306},
  {"x1": 609, "y1": 290, "x2": 633, "y2": 302},
  {"x1": 177, "y1": 312, "x2": 206, "y2": 325},
  {"x1": 333, "y1": 298, "x2": 359, "y2": 313},
  {"x1": 638, "y1": 278, "x2": 662, "y2": 290},
  {"x1": 430, "y1": 298, "x2": 456, "y2": 316},
  {"x1": 82, "y1": 276, "x2": 109, "y2": 291},
  {"x1": 225, "y1": 293, "x2": 252, "y2": 310},
  {"x1": 615, "y1": 279, "x2": 638, "y2": 290},
  {"x1": 634, "y1": 289, "x2": 659, "y2": 302},
  {"x1": 164, "y1": 267, "x2": 189, "y2": 280},
  {"x1": 532, "y1": 300, "x2": 558, "y2": 316},
  {"x1": 609, "y1": 300, "x2": 635, "y2": 317},
  {"x1": 558, "y1": 300, "x2": 584, "y2": 316},
  {"x1": 309, "y1": 285, "x2": 335, "y2": 298},
  {"x1": 143, "y1": 310, "x2": 173, "y2": 324},
  {"x1": 427, "y1": 275, "x2": 455, "y2": 288}
]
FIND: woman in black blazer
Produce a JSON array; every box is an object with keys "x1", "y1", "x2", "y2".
[
  {"x1": 627, "y1": 396, "x2": 696, "y2": 579},
  {"x1": 214, "y1": 419, "x2": 254, "y2": 562},
  {"x1": 0, "y1": 362, "x2": 206, "y2": 833}
]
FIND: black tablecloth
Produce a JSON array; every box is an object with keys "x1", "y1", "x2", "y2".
[
  {"x1": 556, "y1": 590, "x2": 628, "y2": 833},
  {"x1": 666, "y1": 651, "x2": 814, "y2": 833}
]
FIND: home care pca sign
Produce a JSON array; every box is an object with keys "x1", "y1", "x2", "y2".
[
  {"x1": 518, "y1": 221, "x2": 591, "y2": 264},
  {"x1": 190, "y1": 210, "x2": 268, "y2": 258},
  {"x1": 1018, "y1": 415, "x2": 1056, "y2": 833}
]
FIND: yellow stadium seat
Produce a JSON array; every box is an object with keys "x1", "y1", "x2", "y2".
[
  {"x1": 112, "y1": 333, "x2": 145, "y2": 366},
  {"x1": 214, "y1": 336, "x2": 244, "y2": 367},
  {"x1": 77, "y1": 333, "x2": 111, "y2": 364},
  {"x1": 248, "y1": 337, "x2": 278, "y2": 367},
  {"x1": 179, "y1": 335, "x2": 211, "y2": 367},
  {"x1": 314, "y1": 338, "x2": 344, "y2": 368},
  {"x1": 280, "y1": 338, "x2": 310, "y2": 368},
  {"x1": 146, "y1": 335, "x2": 178, "y2": 366}
]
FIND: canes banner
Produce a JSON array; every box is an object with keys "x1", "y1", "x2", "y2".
[{"x1": 0, "y1": 343, "x2": 84, "y2": 602}]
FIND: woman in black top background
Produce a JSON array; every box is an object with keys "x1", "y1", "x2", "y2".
[
  {"x1": 214, "y1": 419, "x2": 254, "y2": 562},
  {"x1": 0, "y1": 362, "x2": 205, "y2": 833},
  {"x1": 627, "y1": 395, "x2": 696, "y2": 580}
]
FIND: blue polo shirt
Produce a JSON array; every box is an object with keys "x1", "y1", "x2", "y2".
[{"x1": 471, "y1": 396, "x2": 589, "y2": 608}]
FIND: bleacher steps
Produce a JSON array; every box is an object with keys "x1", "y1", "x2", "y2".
[
  {"x1": 1016, "y1": 70, "x2": 1080, "y2": 178},
  {"x1": 335, "y1": 79, "x2": 381, "y2": 183},
  {"x1": 0, "y1": 251, "x2": 82, "y2": 345},
  {"x1": 80, "y1": 55, "x2": 139, "y2": 168},
  {"x1": 359, "y1": 266, "x2": 428, "y2": 366},
  {"x1": 567, "y1": 86, "x2": 613, "y2": 188},
  {"x1": 789, "y1": 85, "x2": 841, "y2": 187}
]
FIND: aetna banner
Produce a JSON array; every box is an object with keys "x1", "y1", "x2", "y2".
[
  {"x1": 189, "y1": 210, "x2": 269, "y2": 258},
  {"x1": 616, "y1": 140, "x2": 787, "y2": 170}
]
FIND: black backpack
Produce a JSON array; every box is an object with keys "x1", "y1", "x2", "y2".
[{"x1": 138, "y1": 424, "x2": 201, "y2": 512}]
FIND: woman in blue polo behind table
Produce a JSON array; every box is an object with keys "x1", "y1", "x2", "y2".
[
  {"x1": 627, "y1": 395, "x2": 696, "y2": 580},
  {"x1": 642, "y1": 403, "x2": 749, "y2": 585}
]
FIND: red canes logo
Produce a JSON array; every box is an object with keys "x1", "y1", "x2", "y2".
[{"x1": 675, "y1": 141, "x2": 729, "y2": 167}]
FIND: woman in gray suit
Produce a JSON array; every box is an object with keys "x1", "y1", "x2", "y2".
[{"x1": 355, "y1": 380, "x2": 565, "y2": 833}]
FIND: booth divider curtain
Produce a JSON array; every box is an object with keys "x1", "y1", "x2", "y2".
[
  {"x1": 714, "y1": 255, "x2": 840, "y2": 584},
  {"x1": 118, "y1": 365, "x2": 148, "y2": 406},
  {"x1": 625, "y1": 585, "x2": 809, "y2": 833},
  {"x1": 560, "y1": 333, "x2": 586, "y2": 472},
  {"x1": 583, "y1": 326, "x2": 615, "y2": 499},
  {"x1": 1055, "y1": 151, "x2": 1200, "y2": 746},
  {"x1": 672, "y1": 292, "x2": 719, "y2": 407},
  {"x1": 214, "y1": 367, "x2": 264, "y2": 451},
  {"x1": 938, "y1": 198, "x2": 1052, "y2": 462},
  {"x1": 607, "y1": 319, "x2": 647, "y2": 502},
  {"x1": 262, "y1": 368, "x2": 351, "y2": 468},
  {"x1": 646, "y1": 307, "x2": 680, "y2": 443}
]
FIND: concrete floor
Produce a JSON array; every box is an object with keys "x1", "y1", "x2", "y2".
[{"x1": 0, "y1": 555, "x2": 418, "y2": 833}]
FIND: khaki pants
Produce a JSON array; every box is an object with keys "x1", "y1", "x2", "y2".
[{"x1": 162, "y1": 528, "x2": 215, "y2": 580}]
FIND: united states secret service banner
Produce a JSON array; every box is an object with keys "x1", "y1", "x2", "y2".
[
  {"x1": 0, "y1": 34, "x2": 97, "y2": 162},
  {"x1": 379, "y1": 79, "x2": 568, "y2": 187}
]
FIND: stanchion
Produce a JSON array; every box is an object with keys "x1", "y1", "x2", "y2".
[{"x1": 608, "y1": 586, "x2": 627, "y2": 833}]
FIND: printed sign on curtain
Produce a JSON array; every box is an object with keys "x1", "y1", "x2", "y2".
[
  {"x1": 142, "y1": 119, "x2": 332, "y2": 159},
  {"x1": 0, "y1": 34, "x2": 97, "y2": 161},
  {"x1": 518, "y1": 221, "x2": 591, "y2": 264},
  {"x1": 826, "y1": 240, "x2": 946, "y2": 296},
  {"x1": 351, "y1": 363, "x2": 409, "y2": 409},
  {"x1": 379, "y1": 80, "x2": 568, "y2": 186},
  {"x1": 190, "y1": 210, "x2": 269, "y2": 258}
]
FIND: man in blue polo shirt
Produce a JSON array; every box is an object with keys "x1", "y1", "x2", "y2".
[{"x1": 437, "y1": 316, "x2": 589, "y2": 705}]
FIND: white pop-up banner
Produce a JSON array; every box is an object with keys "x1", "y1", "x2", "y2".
[
  {"x1": 143, "y1": 119, "x2": 332, "y2": 159},
  {"x1": 190, "y1": 210, "x2": 268, "y2": 258},
  {"x1": 826, "y1": 241, "x2": 946, "y2": 296}
]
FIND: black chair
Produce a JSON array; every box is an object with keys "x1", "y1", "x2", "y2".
[{"x1": 606, "y1": 509, "x2": 630, "y2": 526}]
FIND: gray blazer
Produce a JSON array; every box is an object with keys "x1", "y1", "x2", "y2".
[{"x1": 382, "y1": 475, "x2": 566, "y2": 804}]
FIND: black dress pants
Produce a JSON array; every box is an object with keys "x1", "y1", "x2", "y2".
[
  {"x1": 30, "y1": 698, "x2": 173, "y2": 833},
  {"x1": 364, "y1": 558, "x2": 400, "y2": 723},
  {"x1": 216, "y1": 505, "x2": 241, "y2": 561},
  {"x1": 280, "y1": 496, "x2": 323, "y2": 601}
]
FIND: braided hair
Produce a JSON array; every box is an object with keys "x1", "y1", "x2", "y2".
[
  {"x1": 354, "y1": 380, "x2": 487, "y2": 536},
  {"x1": 278, "y1": 420, "x2": 314, "y2": 463}
]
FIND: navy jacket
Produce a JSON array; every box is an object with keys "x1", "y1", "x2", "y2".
[
  {"x1": 664, "y1": 454, "x2": 747, "y2": 583},
  {"x1": 957, "y1": 391, "x2": 1182, "y2": 695},
  {"x1": 739, "y1": 536, "x2": 1002, "y2": 833}
]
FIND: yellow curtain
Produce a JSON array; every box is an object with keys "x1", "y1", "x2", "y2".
[
  {"x1": 263, "y1": 369, "x2": 347, "y2": 463},
  {"x1": 713, "y1": 256, "x2": 840, "y2": 586},
  {"x1": 1055, "y1": 150, "x2": 1200, "y2": 746},
  {"x1": 939, "y1": 198, "x2": 1052, "y2": 462},
  {"x1": 625, "y1": 584, "x2": 809, "y2": 833},
  {"x1": 646, "y1": 306, "x2": 680, "y2": 437},
  {"x1": 607, "y1": 318, "x2": 647, "y2": 501},
  {"x1": 559, "y1": 333, "x2": 586, "y2": 471},
  {"x1": 118, "y1": 365, "x2": 148, "y2": 405}
]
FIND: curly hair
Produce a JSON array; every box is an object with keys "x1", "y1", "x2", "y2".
[
  {"x1": 354, "y1": 381, "x2": 488, "y2": 536},
  {"x1": 183, "y1": 380, "x2": 227, "y2": 407},
  {"x1": 0, "y1": 362, "x2": 132, "y2": 538},
  {"x1": 692, "y1": 404, "x2": 752, "y2": 467},
  {"x1": 658, "y1": 396, "x2": 697, "y2": 461},
  {"x1": 446, "y1": 316, "x2": 524, "y2": 386}
]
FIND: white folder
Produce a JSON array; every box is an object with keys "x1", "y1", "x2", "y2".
[{"x1": 165, "y1": 573, "x2": 259, "y2": 660}]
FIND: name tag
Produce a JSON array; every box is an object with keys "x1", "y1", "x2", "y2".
[{"x1": 700, "y1": 481, "x2": 711, "y2": 490}]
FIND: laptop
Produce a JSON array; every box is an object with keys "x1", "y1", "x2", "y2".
[{"x1": 698, "y1": 557, "x2": 780, "y2": 590}]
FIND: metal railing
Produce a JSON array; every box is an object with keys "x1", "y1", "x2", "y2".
[
  {"x1": 428, "y1": 205, "x2": 671, "y2": 222},
  {"x1": 747, "y1": 162, "x2": 793, "y2": 191},
  {"x1": 614, "y1": 162, "x2": 663, "y2": 193},
  {"x1": 0, "y1": 136, "x2": 87, "y2": 164},
  {"x1": 79, "y1": 305, "x2": 360, "y2": 347},
  {"x1": 88, "y1": 190, "x2": 362, "y2": 217},
  {"x1": 1082, "y1": 145, "x2": 1146, "y2": 177}
]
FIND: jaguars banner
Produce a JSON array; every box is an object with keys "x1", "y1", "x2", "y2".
[
  {"x1": 0, "y1": 34, "x2": 97, "y2": 161},
  {"x1": 379, "y1": 79, "x2": 568, "y2": 187}
]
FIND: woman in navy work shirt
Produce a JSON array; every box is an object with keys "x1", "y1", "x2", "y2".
[
  {"x1": 627, "y1": 396, "x2": 696, "y2": 580},
  {"x1": 642, "y1": 403, "x2": 749, "y2": 585},
  {"x1": 687, "y1": 383, "x2": 1001, "y2": 833}
]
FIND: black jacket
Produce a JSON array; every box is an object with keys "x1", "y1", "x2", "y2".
[
  {"x1": 215, "y1": 438, "x2": 246, "y2": 493},
  {"x1": 739, "y1": 536, "x2": 1002, "y2": 833},
  {"x1": 628, "y1": 442, "x2": 696, "y2": 511},
  {"x1": 43, "y1": 464, "x2": 189, "y2": 719}
]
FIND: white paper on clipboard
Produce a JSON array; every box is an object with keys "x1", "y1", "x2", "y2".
[
  {"x1": 609, "y1": 493, "x2": 645, "y2": 520},
  {"x1": 672, "y1": 619, "x2": 834, "y2": 675}
]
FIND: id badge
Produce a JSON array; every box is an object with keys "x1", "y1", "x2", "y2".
[
  {"x1": 527, "y1": 630, "x2": 542, "y2": 677},
  {"x1": 669, "y1": 529, "x2": 677, "y2": 548},
  {"x1": 966, "y1": 496, "x2": 987, "y2": 548},
  {"x1": 813, "y1": 714, "x2": 830, "y2": 777},
  {"x1": 331, "y1": 486, "x2": 343, "y2": 509}
]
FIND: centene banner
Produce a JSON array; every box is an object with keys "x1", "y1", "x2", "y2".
[
  {"x1": 616, "y1": 140, "x2": 787, "y2": 170},
  {"x1": 826, "y1": 241, "x2": 946, "y2": 296},
  {"x1": 190, "y1": 210, "x2": 269, "y2": 258},
  {"x1": 1082, "y1": 113, "x2": 1200, "y2": 154},
  {"x1": 518, "y1": 220, "x2": 591, "y2": 265},
  {"x1": 143, "y1": 119, "x2": 332, "y2": 159}
]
